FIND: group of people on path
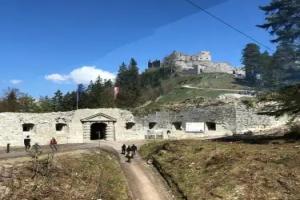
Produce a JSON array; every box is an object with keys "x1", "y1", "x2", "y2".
[
  {"x1": 121, "y1": 144, "x2": 137, "y2": 163},
  {"x1": 23, "y1": 135, "x2": 58, "y2": 153}
]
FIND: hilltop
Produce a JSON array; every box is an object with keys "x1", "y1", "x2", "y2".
[{"x1": 135, "y1": 72, "x2": 254, "y2": 114}]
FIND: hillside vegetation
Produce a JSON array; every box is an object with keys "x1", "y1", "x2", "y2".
[
  {"x1": 140, "y1": 140, "x2": 300, "y2": 200},
  {"x1": 135, "y1": 73, "x2": 252, "y2": 114}
]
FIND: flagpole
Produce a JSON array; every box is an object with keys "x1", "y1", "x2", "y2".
[{"x1": 76, "y1": 85, "x2": 79, "y2": 110}]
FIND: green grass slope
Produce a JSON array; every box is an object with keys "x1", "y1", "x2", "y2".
[{"x1": 136, "y1": 73, "x2": 252, "y2": 114}]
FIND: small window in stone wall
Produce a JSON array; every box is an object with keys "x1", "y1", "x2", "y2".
[
  {"x1": 23, "y1": 123, "x2": 35, "y2": 132},
  {"x1": 126, "y1": 122, "x2": 135, "y2": 130},
  {"x1": 206, "y1": 122, "x2": 216, "y2": 131},
  {"x1": 149, "y1": 122, "x2": 157, "y2": 129},
  {"x1": 172, "y1": 122, "x2": 182, "y2": 130},
  {"x1": 56, "y1": 123, "x2": 67, "y2": 131}
]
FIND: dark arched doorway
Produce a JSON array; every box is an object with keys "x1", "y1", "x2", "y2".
[{"x1": 90, "y1": 123, "x2": 107, "y2": 140}]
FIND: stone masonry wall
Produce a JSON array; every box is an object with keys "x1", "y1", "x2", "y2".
[
  {"x1": 0, "y1": 112, "x2": 74, "y2": 147},
  {"x1": 0, "y1": 105, "x2": 289, "y2": 147},
  {"x1": 136, "y1": 102, "x2": 289, "y2": 137},
  {"x1": 0, "y1": 108, "x2": 143, "y2": 147},
  {"x1": 234, "y1": 102, "x2": 288, "y2": 134},
  {"x1": 136, "y1": 103, "x2": 237, "y2": 137}
]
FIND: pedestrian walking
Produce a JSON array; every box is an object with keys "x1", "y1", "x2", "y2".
[
  {"x1": 121, "y1": 144, "x2": 126, "y2": 154},
  {"x1": 24, "y1": 135, "x2": 31, "y2": 151},
  {"x1": 50, "y1": 137, "x2": 58, "y2": 152},
  {"x1": 126, "y1": 145, "x2": 132, "y2": 163},
  {"x1": 131, "y1": 144, "x2": 137, "y2": 157}
]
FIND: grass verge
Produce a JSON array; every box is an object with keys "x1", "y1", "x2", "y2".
[{"x1": 140, "y1": 140, "x2": 300, "y2": 200}]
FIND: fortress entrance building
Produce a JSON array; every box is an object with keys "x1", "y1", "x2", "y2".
[{"x1": 81, "y1": 113, "x2": 117, "y2": 142}]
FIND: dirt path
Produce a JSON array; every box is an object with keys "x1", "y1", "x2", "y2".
[
  {"x1": 182, "y1": 84, "x2": 255, "y2": 93},
  {"x1": 0, "y1": 141, "x2": 174, "y2": 200},
  {"x1": 118, "y1": 146, "x2": 173, "y2": 200}
]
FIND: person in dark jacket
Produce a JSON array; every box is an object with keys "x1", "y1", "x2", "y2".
[
  {"x1": 126, "y1": 146, "x2": 132, "y2": 162},
  {"x1": 121, "y1": 144, "x2": 126, "y2": 154},
  {"x1": 24, "y1": 135, "x2": 31, "y2": 151},
  {"x1": 131, "y1": 144, "x2": 137, "y2": 156}
]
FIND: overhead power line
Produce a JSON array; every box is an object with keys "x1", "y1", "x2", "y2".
[{"x1": 183, "y1": 0, "x2": 273, "y2": 51}]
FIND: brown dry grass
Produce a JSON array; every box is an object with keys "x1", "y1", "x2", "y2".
[
  {"x1": 140, "y1": 139, "x2": 300, "y2": 200},
  {"x1": 0, "y1": 150, "x2": 130, "y2": 200}
]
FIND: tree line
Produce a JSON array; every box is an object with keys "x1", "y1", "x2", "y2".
[
  {"x1": 242, "y1": 42, "x2": 299, "y2": 87},
  {"x1": 0, "y1": 58, "x2": 174, "y2": 112},
  {"x1": 242, "y1": 0, "x2": 299, "y2": 89},
  {"x1": 255, "y1": 0, "x2": 300, "y2": 118}
]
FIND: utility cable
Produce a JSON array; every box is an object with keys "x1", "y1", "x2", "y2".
[{"x1": 183, "y1": 0, "x2": 273, "y2": 51}]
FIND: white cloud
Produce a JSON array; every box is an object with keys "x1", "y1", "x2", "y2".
[
  {"x1": 45, "y1": 66, "x2": 115, "y2": 84},
  {"x1": 69, "y1": 66, "x2": 115, "y2": 84},
  {"x1": 10, "y1": 79, "x2": 22, "y2": 84},
  {"x1": 45, "y1": 74, "x2": 69, "y2": 83}
]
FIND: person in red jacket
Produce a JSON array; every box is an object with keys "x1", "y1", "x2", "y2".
[{"x1": 50, "y1": 137, "x2": 58, "y2": 152}]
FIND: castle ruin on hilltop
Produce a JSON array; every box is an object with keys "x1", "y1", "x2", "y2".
[{"x1": 148, "y1": 51, "x2": 245, "y2": 77}]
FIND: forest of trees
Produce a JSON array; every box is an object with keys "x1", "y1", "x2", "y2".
[
  {"x1": 256, "y1": 0, "x2": 300, "y2": 118},
  {"x1": 242, "y1": 42, "x2": 299, "y2": 87},
  {"x1": 0, "y1": 58, "x2": 175, "y2": 113},
  {"x1": 242, "y1": 0, "x2": 299, "y2": 88}
]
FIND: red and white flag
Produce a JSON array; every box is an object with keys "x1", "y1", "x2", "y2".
[{"x1": 114, "y1": 86, "x2": 119, "y2": 99}]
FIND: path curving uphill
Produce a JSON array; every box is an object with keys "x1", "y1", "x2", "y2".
[
  {"x1": 0, "y1": 141, "x2": 174, "y2": 200},
  {"x1": 101, "y1": 141, "x2": 174, "y2": 200}
]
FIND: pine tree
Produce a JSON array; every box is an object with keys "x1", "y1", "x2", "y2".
[
  {"x1": 52, "y1": 90, "x2": 64, "y2": 111},
  {"x1": 61, "y1": 92, "x2": 77, "y2": 111},
  {"x1": 87, "y1": 76, "x2": 105, "y2": 108},
  {"x1": 242, "y1": 43, "x2": 261, "y2": 84},
  {"x1": 115, "y1": 59, "x2": 141, "y2": 108},
  {"x1": 258, "y1": 0, "x2": 300, "y2": 118},
  {"x1": 77, "y1": 84, "x2": 88, "y2": 109},
  {"x1": 18, "y1": 94, "x2": 38, "y2": 112},
  {"x1": 102, "y1": 80, "x2": 115, "y2": 107},
  {"x1": 270, "y1": 43, "x2": 298, "y2": 86},
  {"x1": 2, "y1": 88, "x2": 19, "y2": 112},
  {"x1": 37, "y1": 96, "x2": 54, "y2": 112},
  {"x1": 258, "y1": 0, "x2": 300, "y2": 45},
  {"x1": 127, "y1": 58, "x2": 140, "y2": 104},
  {"x1": 259, "y1": 51, "x2": 273, "y2": 86}
]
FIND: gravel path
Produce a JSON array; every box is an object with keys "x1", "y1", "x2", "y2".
[{"x1": 0, "y1": 141, "x2": 174, "y2": 200}]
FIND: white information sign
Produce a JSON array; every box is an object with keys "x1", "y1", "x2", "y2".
[{"x1": 185, "y1": 122, "x2": 205, "y2": 133}]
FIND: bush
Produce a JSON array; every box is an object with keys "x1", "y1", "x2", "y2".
[{"x1": 284, "y1": 123, "x2": 300, "y2": 139}]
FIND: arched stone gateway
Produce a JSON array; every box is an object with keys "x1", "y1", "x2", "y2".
[
  {"x1": 90, "y1": 123, "x2": 107, "y2": 140},
  {"x1": 81, "y1": 113, "x2": 117, "y2": 142}
]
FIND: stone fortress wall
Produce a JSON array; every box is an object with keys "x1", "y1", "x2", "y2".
[
  {"x1": 0, "y1": 104, "x2": 287, "y2": 147},
  {"x1": 137, "y1": 103, "x2": 287, "y2": 139},
  {"x1": 0, "y1": 108, "x2": 144, "y2": 147}
]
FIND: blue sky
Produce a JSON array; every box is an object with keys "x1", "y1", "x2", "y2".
[{"x1": 0, "y1": 0, "x2": 275, "y2": 97}]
